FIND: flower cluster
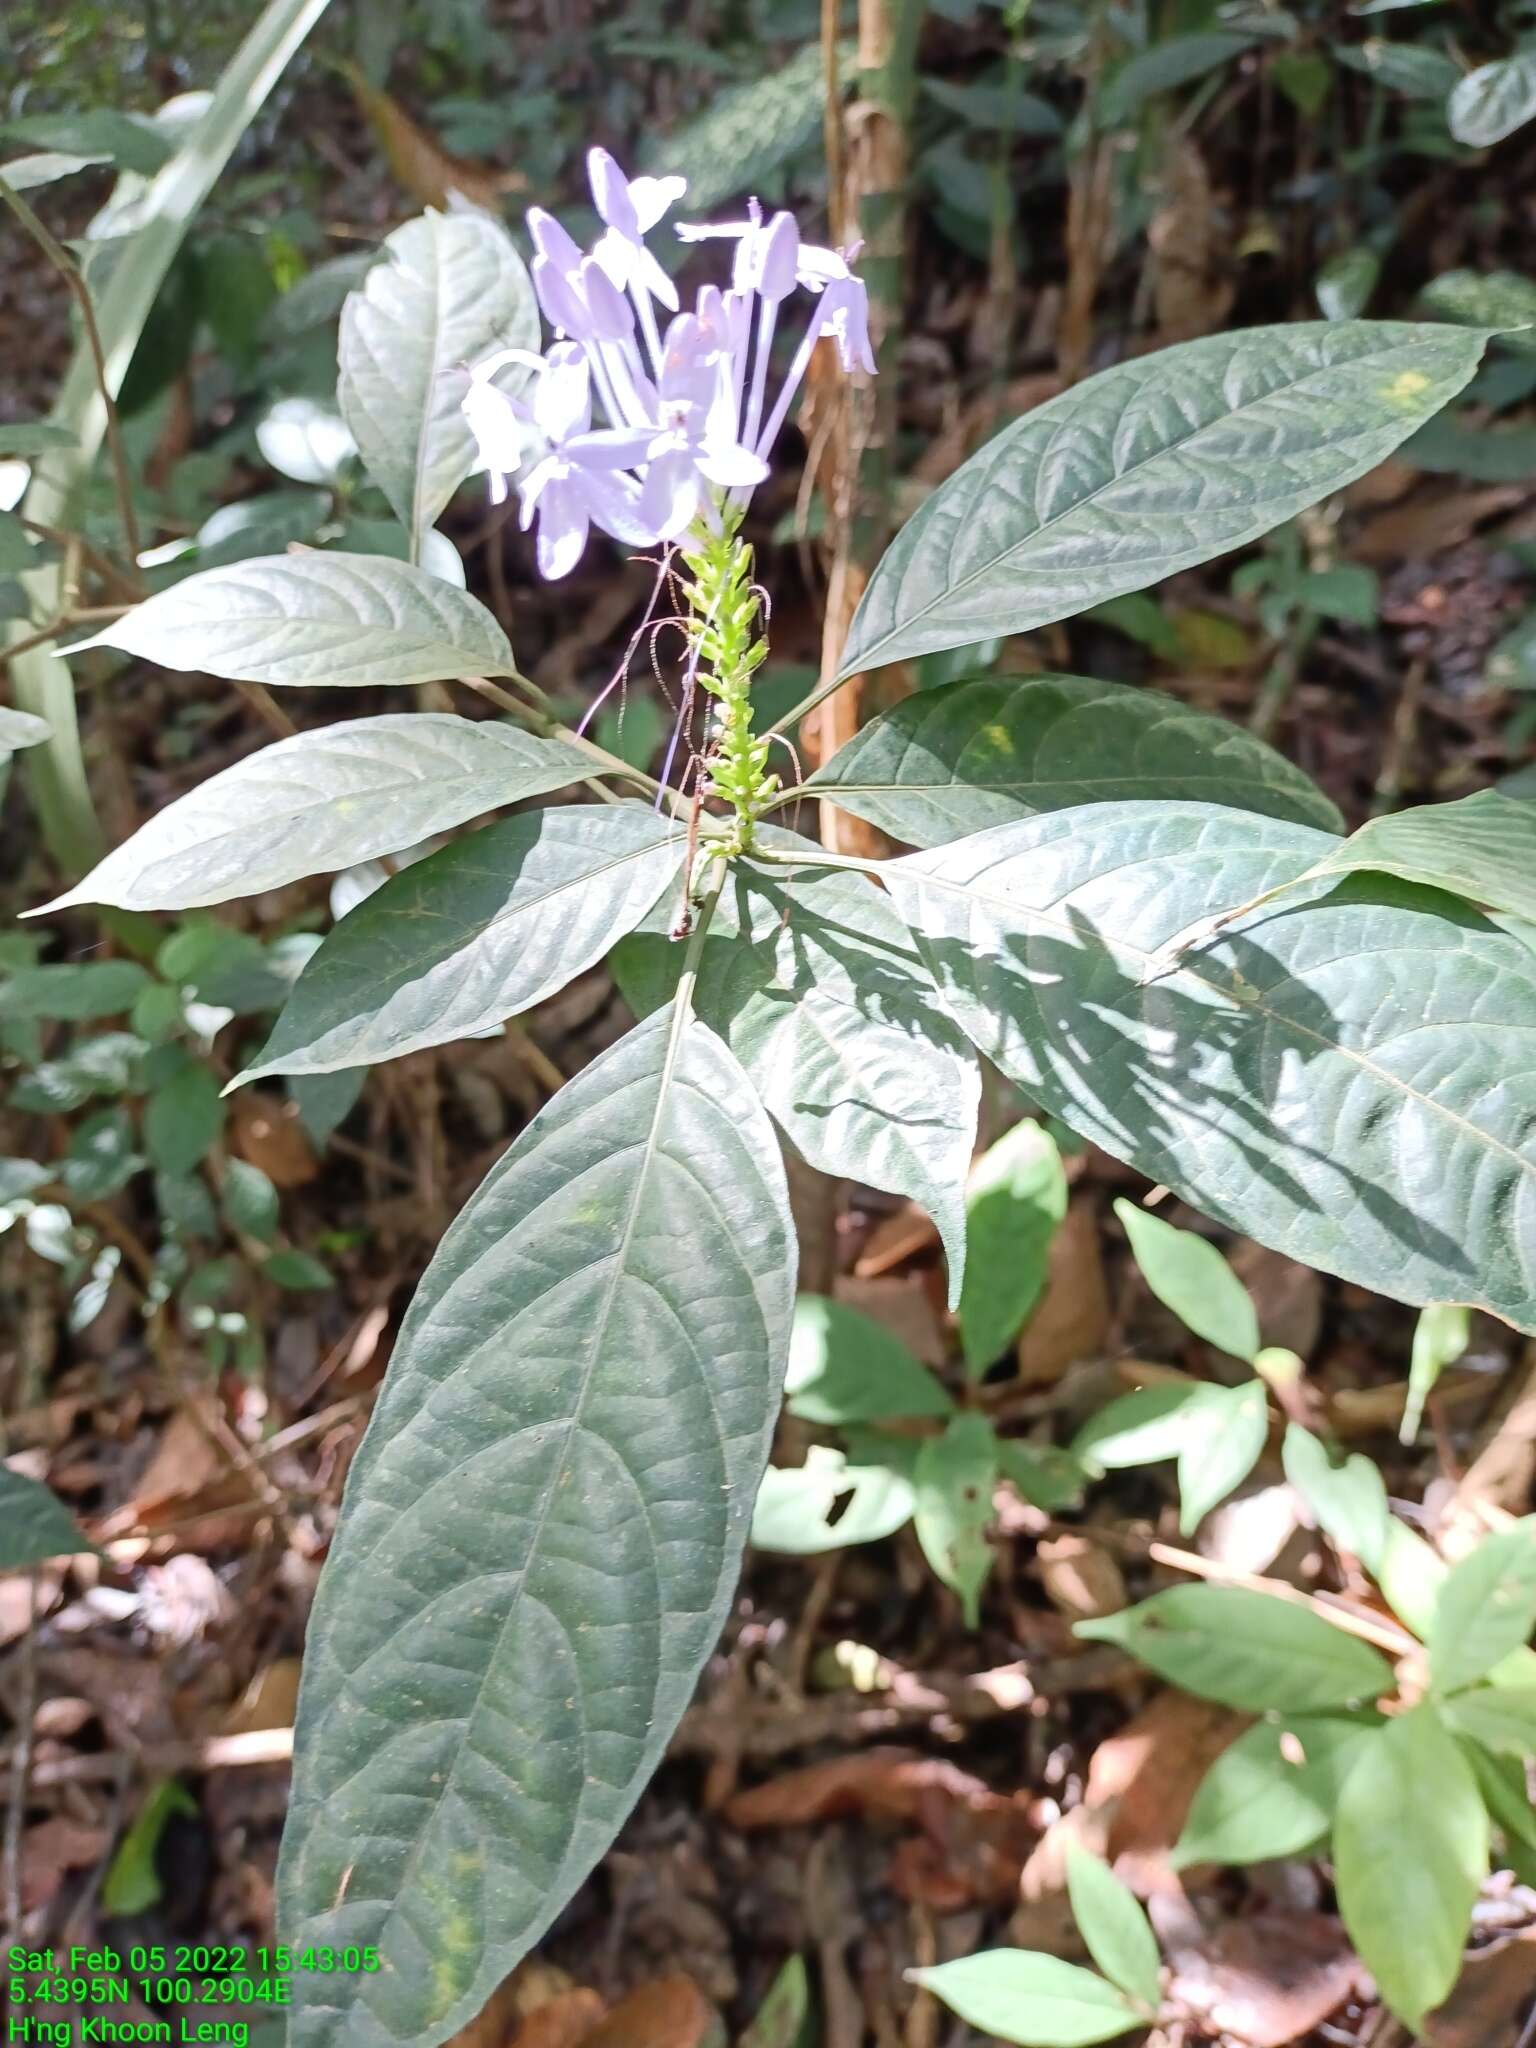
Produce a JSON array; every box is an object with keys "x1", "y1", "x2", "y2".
[{"x1": 462, "y1": 150, "x2": 875, "y2": 579}]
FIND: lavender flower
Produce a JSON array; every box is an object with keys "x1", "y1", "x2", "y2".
[{"x1": 462, "y1": 155, "x2": 874, "y2": 578}]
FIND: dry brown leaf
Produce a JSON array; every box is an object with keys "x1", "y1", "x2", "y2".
[
  {"x1": 851, "y1": 1205, "x2": 940, "y2": 1281},
  {"x1": 578, "y1": 1976, "x2": 723, "y2": 2048},
  {"x1": 1352, "y1": 484, "x2": 1526, "y2": 565},
  {"x1": 1016, "y1": 1201, "x2": 1111, "y2": 1386},
  {"x1": 1037, "y1": 1534, "x2": 1127, "y2": 1622},
  {"x1": 20, "y1": 1816, "x2": 108, "y2": 1912},
  {"x1": 337, "y1": 59, "x2": 526, "y2": 212},
  {"x1": 1165, "y1": 1911, "x2": 1363, "y2": 2047},
  {"x1": 507, "y1": 1992, "x2": 607, "y2": 2048},
  {"x1": 229, "y1": 1088, "x2": 318, "y2": 1189},
  {"x1": 1423, "y1": 1927, "x2": 1536, "y2": 2048},
  {"x1": 834, "y1": 1272, "x2": 946, "y2": 1367},
  {"x1": 97, "y1": 1401, "x2": 228, "y2": 1530},
  {"x1": 1087, "y1": 1691, "x2": 1248, "y2": 1887},
  {"x1": 1148, "y1": 140, "x2": 1234, "y2": 344},
  {"x1": 222, "y1": 1656, "x2": 302, "y2": 1736}
]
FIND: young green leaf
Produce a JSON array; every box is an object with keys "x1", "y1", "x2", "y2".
[
  {"x1": 1115, "y1": 1199, "x2": 1259, "y2": 1361},
  {"x1": 1333, "y1": 1707, "x2": 1488, "y2": 2027},
  {"x1": 1074, "y1": 1383, "x2": 1212, "y2": 1472},
  {"x1": 144, "y1": 1063, "x2": 224, "y2": 1177},
  {"x1": 1448, "y1": 54, "x2": 1536, "y2": 148},
  {"x1": 784, "y1": 1294, "x2": 953, "y2": 1425},
  {"x1": 101, "y1": 1780, "x2": 197, "y2": 1916},
  {"x1": 1288, "y1": 791, "x2": 1536, "y2": 927},
  {"x1": 264, "y1": 1248, "x2": 332, "y2": 1291},
  {"x1": 997, "y1": 1440, "x2": 1086, "y2": 1512},
  {"x1": 802, "y1": 672, "x2": 1342, "y2": 846},
  {"x1": 1376, "y1": 1520, "x2": 1447, "y2": 1640},
  {"x1": 80, "y1": 553, "x2": 517, "y2": 688},
  {"x1": 239, "y1": 805, "x2": 683, "y2": 1081},
  {"x1": 1441, "y1": 1686, "x2": 1536, "y2": 1758},
  {"x1": 910, "y1": 1952, "x2": 1141, "y2": 2048},
  {"x1": 279, "y1": 1004, "x2": 795, "y2": 2048},
  {"x1": 339, "y1": 210, "x2": 538, "y2": 549},
  {"x1": 1173, "y1": 1715, "x2": 1375, "y2": 1867},
  {"x1": 1402, "y1": 1302, "x2": 1471, "y2": 1444},
  {"x1": 752, "y1": 1444, "x2": 916, "y2": 1554},
  {"x1": 1281, "y1": 1425, "x2": 1390, "y2": 1573},
  {"x1": 841, "y1": 323, "x2": 1488, "y2": 675},
  {"x1": 882, "y1": 800, "x2": 1536, "y2": 1332},
  {"x1": 738, "y1": 1954, "x2": 810, "y2": 2048},
  {"x1": 1064, "y1": 1846, "x2": 1161, "y2": 2011},
  {"x1": 959, "y1": 1119, "x2": 1067, "y2": 1372},
  {"x1": 37, "y1": 716, "x2": 591, "y2": 914},
  {"x1": 222, "y1": 1158, "x2": 280, "y2": 1244},
  {"x1": 1174, "y1": 1380, "x2": 1270, "y2": 1535},
  {"x1": 1076, "y1": 1584, "x2": 1393, "y2": 1712},
  {"x1": 1460, "y1": 1739, "x2": 1536, "y2": 1852},
  {"x1": 614, "y1": 839, "x2": 979, "y2": 1302},
  {"x1": 1427, "y1": 1520, "x2": 1536, "y2": 1695},
  {"x1": 1, "y1": 960, "x2": 150, "y2": 1021},
  {"x1": 0, "y1": 1464, "x2": 98, "y2": 1568},
  {"x1": 913, "y1": 1412, "x2": 997, "y2": 1626}
]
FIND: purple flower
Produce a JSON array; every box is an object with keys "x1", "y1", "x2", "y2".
[
  {"x1": 637, "y1": 314, "x2": 768, "y2": 539},
  {"x1": 516, "y1": 345, "x2": 656, "y2": 579}
]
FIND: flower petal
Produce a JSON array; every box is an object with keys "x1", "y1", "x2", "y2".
[
  {"x1": 638, "y1": 447, "x2": 702, "y2": 540},
  {"x1": 629, "y1": 173, "x2": 686, "y2": 233}
]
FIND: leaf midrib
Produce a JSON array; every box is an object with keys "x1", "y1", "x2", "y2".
[{"x1": 853, "y1": 331, "x2": 1466, "y2": 671}]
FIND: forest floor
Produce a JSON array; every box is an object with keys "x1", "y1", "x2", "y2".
[{"x1": 4, "y1": 10, "x2": 1536, "y2": 2047}]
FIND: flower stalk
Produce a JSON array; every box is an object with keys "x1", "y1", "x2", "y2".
[{"x1": 683, "y1": 513, "x2": 776, "y2": 854}]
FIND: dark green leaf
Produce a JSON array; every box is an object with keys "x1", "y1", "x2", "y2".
[
  {"x1": 1335, "y1": 41, "x2": 1461, "y2": 98},
  {"x1": 2, "y1": 960, "x2": 150, "y2": 1021},
  {"x1": 1100, "y1": 34, "x2": 1256, "y2": 122},
  {"x1": 1420, "y1": 268, "x2": 1536, "y2": 355},
  {"x1": 144, "y1": 1063, "x2": 224, "y2": 1177},
  {"x1": 0, "y1": 1464, "x2": 98, "y2": 1567},
  {"x1": 803, "y1": 673, "x2": 1343, "y2": 844},
  {"x1": 841, "y1": 324, "x2": 1487, "y2": 676},
  {"x1": 881, "y1": 801, "x2": 1536, "y2": 1330},
  {"x1": 279, "y1": 1005, "x2": 795, "y2": 2047},
  {"x1": 223, "y1": 1158, "x2": 280, "y2": 1243},
  {"x1": 241, "y1": 804, "x2": 683, "y2": 1081}
]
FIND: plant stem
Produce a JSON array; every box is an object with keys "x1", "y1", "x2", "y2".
[{"x1": 0, "y1": 173, "x2": 144, "y2": 585}]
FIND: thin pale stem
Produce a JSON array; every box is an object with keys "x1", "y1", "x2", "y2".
[{"x1": 0, "y1": 172, "x2": 143, "y2": 588}]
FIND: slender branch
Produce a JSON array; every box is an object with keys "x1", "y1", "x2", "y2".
[{"x1": 0, "y1": 172, "x2": 143, "y2": 586}]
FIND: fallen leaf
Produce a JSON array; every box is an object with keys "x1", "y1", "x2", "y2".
[
  {"x1": 833, "y1": 1272, "x2": 946, "y2": 1367},
  {"x1": 1149, "y1": 139, "x2": 1235, "y2": 343},
  {"x1": 229, "y1": 1088, "x2": 318, "y2": 1188},
  {"x1": 1087, "y1": 1691, "x2": 1249, "y2": 1888},
  {"x1": 1353, "y1": 483, "x2": 1525, "y2": 565},
  {"x1": 1166, "y1": 1911, "x2": 1363, "y2": 2047},
  {"x1": 222, "y1": 1656, "x2": 302, "y2": 1736},
  {"x1": 578, "y1": 1975, "x2": 723, "y2": 2048},
  {"x1": 337, "y1": 58, "x2": 526, "y2": 212},
  {"x1": 1423, "y1": 1928, "x2": 1536, "y2": 2048},
  {"x1": 1017, "y1": 1201, "x2": 1111, "y2": 1385},
  {"x1": 21, "y1": 1817, "x2": 108, "y2": 1912},
  {"x1": 1037, "y1": 1534, "x2": 1127, "y2": 1621},
  {"x1": 852, "y1": 1203, "x2": 939, "y2": 1281},
  {"x1": 507, "y1": 1991, "x2": 607, "y2": 2048}
]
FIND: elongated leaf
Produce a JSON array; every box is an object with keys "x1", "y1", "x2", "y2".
[
  {"x1": 1076, "y1": 1584, "x2": 1393, "y2": 1711},
  {"x1": 1175, "y1": 1380, "x2": 1269, "y2": 1535},
  {"x1": 841, "y1": 323, "x2": 1487, "y2": 676},
  {"x1": 1281, "y1": 1426, "x2": 1389, "y2": 1573},
  {"x1": 1, "y1": 960, "x2": 150, "y2": 1020},
  {"x1": 1074, "y1": 1383, "x2": 1212, "y2": 1470},
  {"x1": 1427, "y1": 1520, "x2": 1536, "y2": 1695},
  {"x1": 1100, "y1": 32, "x2": 1256, "y2": 121},
  {"x1": 803, "y1": 673, "x2": 1342, "y2": 844},
  {"x1": 911, "y1": 1953, "x2": 1140, "y2": 2048},
  {"x1": 1442, "y1": 1685, "x2": 1536, "y2": 1758},
  {"x1": 1448, "y1": 54, "x2": 1536, "y2": 148},
  {"x1": 240, "y1": 804, "x2": 683, "y2": 1081},
  {"x1": 0, "y1": 1464, "x2": 98, "y2": 1567},
  {"x1": 1403, "y1": 1302, "x2": 1470, "y2": 1443},
  {"x1": 82, "y1": 552, "x2": 515, "y2": 687},
  {"x1": 338, "y1": 210, "x2": 538, "y2": 548},
  {"x1": 40, "y1": 715, "x2": 591, "y2": 913},
  {"x1": 1173, "y1": 1715, "x2": 1375, "y2": 1868},
  {"x1": 880, "y1": 801, "x2": 1536, "y2": 1330},
  {"x1": 752, "y1": 1444, "x2": 916, "y2": 1554},
  {"x1": 1115, "y1": 1199, "x2": 1259, "y2": 1360},
  {"x1": 914, "y1": 1413, "x2": 997, "y2": 1626},
  {"x1": 1292, "y1": 790, "x2": 1536, "y2": 925},
  {"x1": 1064, "y1": 1847, "x2": 1160, "y2": 2011},
  {"x1": 1333, "y1": 1708, "x2": 1488, "y2": 2026},
  {"x1": 959, "y1": 1119, "x2": 1066, "y2": 1372},
  {"x1": 785, "y1": 1294, "x2": 954, "y2": 1424},
  {"x1": 614, "y1": 838, "x2": 979, "y2": 1302},
  {"x1": 280, "y1": 1003, "x2": 795, "y2": 2048},
  {"x1": 13, "y1": 0, "x2": 337, "y2": 874}
]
